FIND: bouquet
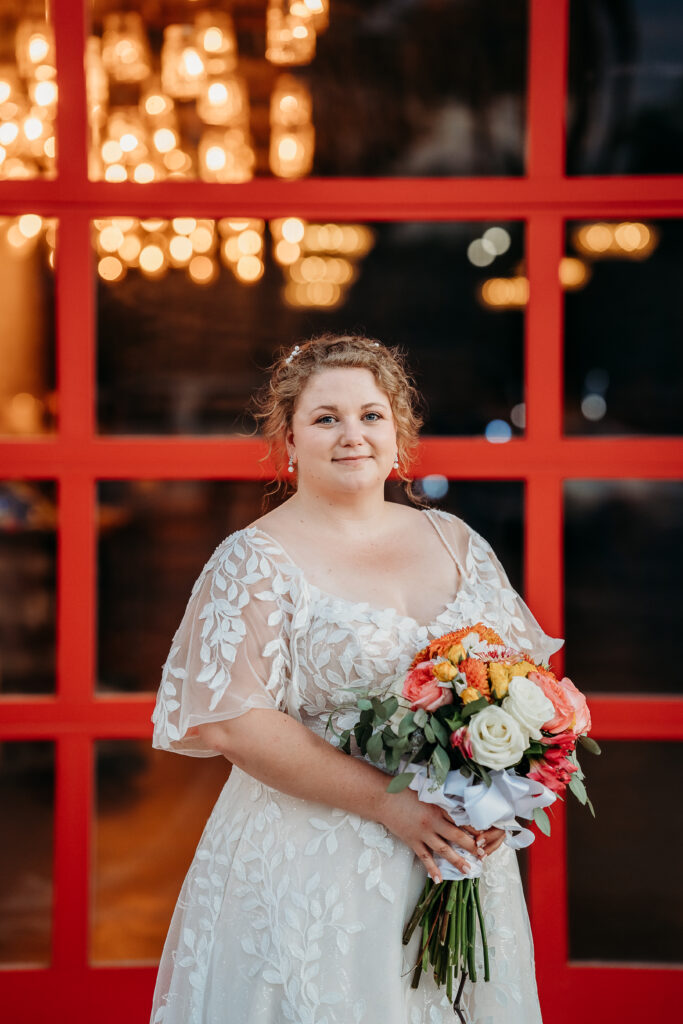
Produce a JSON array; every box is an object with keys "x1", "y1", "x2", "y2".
[{"x1": 327, "y1": 623, "x2": 599, "y2": 1020}]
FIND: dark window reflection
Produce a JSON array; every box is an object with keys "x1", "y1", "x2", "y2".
[
  {"x1": 298, "y1": 0, "x2": 527, "y2": 176},
  {"x1": 97, "y1": 480, "x2": 269, "y2": 694},
  {"x1": 96, "y1": 219, "x2": 525, "y2": 439},
  {"x1": 0, "y1": 481, "x2": 57, "y2": 695},
  {"x1": 564, "y1": 480, "x2": 683, "y2": 694},
  {"x1": 564, "y1": 219, "x2": 683, "y2": 436},
  {"x1": 568, "y1": 740, "x2": 683, "y2": 961},
  {"x1": 92, "y1": 740, "x2": 227, "y2": 962},
  {"x1": 0, "y1": 741, "x2": 54, "y2": 965},
  {"x1": 568, "y1": 0, "x2": 683, "y2": 175}
]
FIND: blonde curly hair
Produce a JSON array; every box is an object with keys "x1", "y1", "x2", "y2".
[{"x1": 250, "y1": 333, "x2": 424, "y2": 501}]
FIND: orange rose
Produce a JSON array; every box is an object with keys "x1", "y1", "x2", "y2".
[
  {"x1": 528, "y1": 669, "x2": 574, "y2": 733},
  {"x1": 402, "y1": 661, "x2": 455, "y2": 713}
]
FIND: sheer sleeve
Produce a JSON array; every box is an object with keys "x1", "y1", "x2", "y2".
[
  {"x1": 461, "y1": 519, "x2": 565, "y2": 666},
  {"x1": 151, "y1": 531, "x2": 291, "y2": 757}
]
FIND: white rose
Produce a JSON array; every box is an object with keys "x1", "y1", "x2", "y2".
[
  {"x1": 468, "y1": 705, "x2": 527, "y2": 770},
  {"x1": 502, "y1": 676, "x2": 555, "y2": 744}
]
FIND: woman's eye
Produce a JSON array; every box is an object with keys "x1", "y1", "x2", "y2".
[{"x1": 316, "y1": 415, "x2": 336, "y2": 424}]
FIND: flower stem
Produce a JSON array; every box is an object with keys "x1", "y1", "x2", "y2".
[{"x1": 473, "y1": 878, "x2": 490, "y2": 982}]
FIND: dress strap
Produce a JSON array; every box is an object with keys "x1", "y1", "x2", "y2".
[{"x1": 422, "y1": 508, "x2": 465, "y2": 581}]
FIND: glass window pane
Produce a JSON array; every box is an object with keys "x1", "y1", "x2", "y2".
[
  {"x1": 0, "y1": 216, "x2": 56, "y2": 435},
  {"x1": 568, "y1": 0, "x2": 683, "y2": 175},
  {"x1": 0, "y1": 481, "x2": 57, "y2": 694},
  {"x1": 97, "y1": 480, "x2": 267, "y2": 694},
  {"x1": 87, "y1": 1, "x2": 527, "y2": 181},
  {"x1": 91, "y1": 739, "x2": 227, "y2": 962},
  {"x1": 564, "y1": 219, "x2": 682, "y2": 436},
  {"x1": 0, "y1": 7, "x2": 57, "y2": 180},
  {"x1": 95, "y1": 217, "x2": 525, "y2": 438},
  {"x1": 0, "y1": 741, "x2": 54, "y2": 964},
  {"x1": 568, "y1": 740, "x2": 683, "y2": 962},
  {"x1": 564, "y1": 480, "x2": 683, "y2": 694}
]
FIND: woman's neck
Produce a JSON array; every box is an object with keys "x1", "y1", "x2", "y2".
[{"x1": 282, "y1": 483, "x2": 393, "y2": 539}]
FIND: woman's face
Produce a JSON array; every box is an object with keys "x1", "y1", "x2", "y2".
[{"x1": 287, "y1": 367, "x2": 398, "y2": 495}]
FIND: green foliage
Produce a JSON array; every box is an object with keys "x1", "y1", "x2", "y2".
[
  {"x1": 578, "y1": 734, "x2": 601, "y2": 755},
  {"x1": 431, "y1": 745, "x2": 450, "y2": 786},
  {"x1": 387, "y1": 771, "x2": 414, "y2": 793},
  {"x1": 532, "y1": 806, "x2": 551, "y2": 836},
  {"x1": 461, "y1": 696, "x2": 489, "y2": 720}
]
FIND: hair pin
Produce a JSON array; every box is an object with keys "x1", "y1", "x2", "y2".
[{"x1": 285, "y1": 345, "x2": 301, "y2": 364}]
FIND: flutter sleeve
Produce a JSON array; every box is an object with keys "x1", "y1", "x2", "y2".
[
  {"x1": 151, "y1": 530, "x2": 291, "y2": 757},
  {"x1": 462, "y1": 518, "x2": 565, "y2": 666}
]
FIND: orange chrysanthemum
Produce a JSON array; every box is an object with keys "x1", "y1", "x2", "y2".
[
  {"x1": 410, "y1": 622, "x2": 504, "y2": 669},
  {"x1": 459, "y1": 657, "x2": 491, "y2": 698}
]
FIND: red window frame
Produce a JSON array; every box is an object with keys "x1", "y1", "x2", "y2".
[{"x1": 1, "y1": 0, "x2": 682, "y2": 1018}]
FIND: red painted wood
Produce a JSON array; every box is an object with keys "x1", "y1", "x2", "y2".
[
  {"x1": 1, "y1": 0, "x2": 682, "y2": 1016},
  {"x1": 52, "y1": 734, "x2": 91, "y2": 971},
  {"x1": 527, "y1": 0, "x2": 568, "y2": 180},
  {"x1": 0, "y1": 176, "x2": 682, "y2": 219},
  {"x1": 1, "y1": 436, "x2": 683, "y2": 479}
]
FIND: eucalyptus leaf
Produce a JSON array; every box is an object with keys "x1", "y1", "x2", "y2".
[
  {"x1": 357, "y1": 698, "x2": 372, "y2": 711},
  {"x1": 398, "y1": 712, "x2": 415, "y2": 737},
  {"x1": 366, "y1": 732, "x2": 384, "y2": 763},
  {"x1": 383, "y1": 696, "x2": 398, "y2": 718},
  {"x1": 359, "y1": 708, "x2": 374, "y2": 729},
  {"x1": 533, "y1": 806, "x2": 551, "y2": 836},
  {"x1": 430, "y1": 716, "x2": 450, "y2": 747},
  {"x1": 387, "y1": 772, "x2": 415, "y2": 794},
  {"x1": 586, "y1": 796, "x2": 596, "y2": 818},
  {"x1": 372, "y1": 697, "x2": 388, "y2": 720},
  {"x1": 385, "y1": 745, "x2": 402, "y2": 772},
  {"x1": 413, "y1": 708, "x2": 428, "y2": 728},
  {"x1": 431, "y1": 745, "x2": 450, "y2": 786},
  {"x1": 578, "y1": 735, "x2": 602, "y2": 756},
  {"x1": 568, "y1": 774, "x2": 588, "y2": 805},
  {"x1": 424, "y1": 722, "x2": 436, "y2": 743}
]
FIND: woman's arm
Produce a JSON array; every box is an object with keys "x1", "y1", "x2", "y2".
[{"x1": 199, "y1": 709, "x2": 503, "y2": 882}]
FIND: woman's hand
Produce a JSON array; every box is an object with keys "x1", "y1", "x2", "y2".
[
  {"x1": 462, "y1": 824, "x2": 506, "y2": 858},
  {"x1": 377, "y1": 787, "x2": 485, "y2": 883}
]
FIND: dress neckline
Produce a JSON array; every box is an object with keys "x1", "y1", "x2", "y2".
[{"x1": 247, "y1": 508, "x2": 470, "y2": 632}]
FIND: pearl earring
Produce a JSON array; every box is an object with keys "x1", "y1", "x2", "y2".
[
  {"x1": 393, "y1": 453, "x2": 399, "y2": 470},
  {"x1": 288, "y1": 455, "x2": 295, "y2": 473}
]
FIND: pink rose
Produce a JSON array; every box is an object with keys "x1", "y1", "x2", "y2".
[
  {"x1": 528, "y1": 669, "x2": 575, "y2": 733},
  {"x1": 528, "y1": 747, "x2": 578, "y2": 794},
  {"x1": 402, "y1": 660, "x2": 455, "y2": 713},
  {"x1": 556, "y1": 675, "x2": 592, "y2": 736},
  {"x1": 450, "y1": 726, "x2": 473, "y2": 758}
]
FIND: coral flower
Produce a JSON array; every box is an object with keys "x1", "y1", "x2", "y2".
[{"x1": 402, "y1": 661, "x2": 455, "y2": 713}]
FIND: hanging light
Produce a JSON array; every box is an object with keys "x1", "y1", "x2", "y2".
[
  {"x1": 270, "y1": 124, "x2": 314, "y2": 178},
  {"x1": 161, "y1": 25, "x2": 207, "y2": 100},
  {"x1": 15, "y1": 21, "x2": 55, "y2": 79},
  {"x1": 266, "y1": 0, "x2": 317, "y2": 66},
  {"x1": 290, "y1": 0, "x2": 330, "y2": 33},
  {"x1": 197, "y1": 76, "x2": 249, "y2": 127},
  {"x1": 195, "y1": 11, "x2": 238, "y2": 76},
  {"x1": 101, "y1": 13, "x2": 151, "y2": 84},
  {"x1": 198, "y1": 128, "x2": 255, "y2": 183}
]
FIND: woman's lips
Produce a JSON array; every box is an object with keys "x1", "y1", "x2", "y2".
[{"x1": 333, "y1": 455, "x2": 371, "y2": 461}]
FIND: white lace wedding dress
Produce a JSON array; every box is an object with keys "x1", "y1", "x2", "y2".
[{"x1": 150, "y1": 508, "x2": 564, "y2": 1024}]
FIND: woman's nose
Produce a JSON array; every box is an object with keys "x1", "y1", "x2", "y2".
[{"x1": 339, "y1": 418, "x2": 364, "y2": 444}]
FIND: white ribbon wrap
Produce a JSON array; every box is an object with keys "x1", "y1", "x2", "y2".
[{"x1": 406, "y1": 764, "x2": 556, "y2": 880}]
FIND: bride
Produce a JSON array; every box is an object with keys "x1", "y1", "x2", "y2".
[{"x1": 150, "y1": 333, "x2": 562, "y2": 1023}]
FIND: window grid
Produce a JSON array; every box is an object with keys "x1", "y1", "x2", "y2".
[{"x1": 0, "y1": 0, "x2": 682, "y2": 1019}]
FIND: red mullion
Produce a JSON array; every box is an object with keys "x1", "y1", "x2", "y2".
[
  {"x1": 53, "y1": 0, "x2": 89, "y2": 195},
  {"x1": 2, "y1": 177, "x2": 683, "y2": 220},
  {"x1": 51, "y1": 732, "x2": 92, "y2": 973},
  {"x1": 527, "y1": 0, "x2": 568, "y2": 180}
]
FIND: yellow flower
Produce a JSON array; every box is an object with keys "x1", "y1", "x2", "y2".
[
  {"x1": 510, "y1": 661, "x2": 535, "y2": 678},
  {"x1": 447, "y1": 642, "x2": 466, "y2": 665},
  {"x1": 488, "y1": 662, "x2": 511, "y2": 699},
  {"x1": 434, "y1": 660, "x2": 457, "y2": 682},
  {"x1": 461, "y1": 686, "x2": 481, "y2": 704}
]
